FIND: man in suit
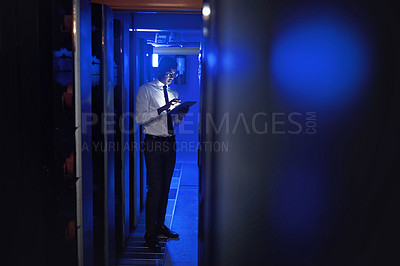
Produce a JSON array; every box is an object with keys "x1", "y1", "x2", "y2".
[{"x1": 135, "y1": 56, "x2": 189, "y2": 251}]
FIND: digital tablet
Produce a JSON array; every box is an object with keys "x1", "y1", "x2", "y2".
[{"x1": 168, "y1": 101, "x2": 197, "y2": 114}]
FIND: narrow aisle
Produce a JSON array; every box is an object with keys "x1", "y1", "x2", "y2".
[
  {"x1": 164, "y1": 163, "x2": 199, "y2": 266},
  {"x1": 117, "y1": 163, "x2": 184, "y2": 265}
]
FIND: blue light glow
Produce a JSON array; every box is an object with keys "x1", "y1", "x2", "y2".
[
  {"x1": 152, "y1": 53, "x2": 159, "y2": 67},
  {"x1": 270, "y1": 10, "x2": 373, "y2": 110},
  {"x1": 206, "y1": 51, "x2": 217, "y2": 71}
]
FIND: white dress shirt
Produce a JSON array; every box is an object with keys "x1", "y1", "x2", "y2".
[{"x1": 135, "y1": 79, "x2": 181, "y2": 136}]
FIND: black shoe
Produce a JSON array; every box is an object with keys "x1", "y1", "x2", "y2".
[
  {"x1": 157, "y1": 225, "x2": 179, "y2": 239},
  {"x1": 144, "y1": 232, "x2": 161, "y2": 253}
]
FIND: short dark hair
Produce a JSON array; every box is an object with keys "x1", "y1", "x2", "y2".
[{"x1": 158, "y1": 56, "x2": 177, "y2": 73}]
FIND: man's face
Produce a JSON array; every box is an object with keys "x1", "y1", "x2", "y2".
[{"x1": 159, "y1": 68, "x2": 177, "y2": 85}]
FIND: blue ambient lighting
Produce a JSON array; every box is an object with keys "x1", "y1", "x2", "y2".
[
  {"x1": 206, "y1": 51, "x2": 217, "y2": 72},
  {"x1": 270, "y1": 10, "x2": 373, "y2": 110}
]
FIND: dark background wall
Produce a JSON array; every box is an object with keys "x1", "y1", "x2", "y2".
[
  {"x1": 2, "y1": 0, "x2": 56, "y2": 264},
  {"x1": 199, "y1": 0, "x2": 400, "y2": 265}
]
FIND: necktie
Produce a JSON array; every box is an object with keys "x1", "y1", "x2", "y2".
[{"x1": 163, "y1": 85, "x2": 174, "y2": 135}]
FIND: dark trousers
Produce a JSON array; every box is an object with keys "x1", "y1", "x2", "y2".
[{"x1": 143, "y1": 136, "x2": 176, "y2": 233}]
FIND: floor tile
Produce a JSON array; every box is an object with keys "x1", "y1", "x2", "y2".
[{"x1": 117, "y1": 162, "x2": 197, "y2": 265}]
